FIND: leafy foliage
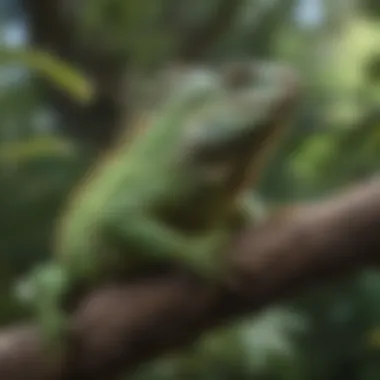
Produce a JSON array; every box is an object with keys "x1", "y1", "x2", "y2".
[
  {"x1": 1, "y1": 0, "x2": 380, "y2": 379},
  {"x1": 0, "y1": 47, "x2": 95, "y2": 103}
]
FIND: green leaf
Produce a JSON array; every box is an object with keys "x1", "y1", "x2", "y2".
[
  {"x1": 0, "y1": 47, "x2": 95, "y2": 104},
  {"x1": 0, "y1": 137, "x2": 75, "y2": 163}
]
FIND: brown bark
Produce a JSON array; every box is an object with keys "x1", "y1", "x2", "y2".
[{"x1": 1, "y1": 177, "x2": 380, "y2": 379}]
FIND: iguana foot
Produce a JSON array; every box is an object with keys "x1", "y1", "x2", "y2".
[
  {"x1": 182, "y1": 232, "x2": 229, "y2": 281},
  {"x1": 186, "y1": 254, "x2": 224, "y2": 280}
]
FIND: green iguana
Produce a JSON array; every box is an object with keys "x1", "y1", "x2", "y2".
[{"x1": 16, "y1": 60, "x2": 300, "y2": 358}]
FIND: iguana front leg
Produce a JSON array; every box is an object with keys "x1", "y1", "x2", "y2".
[
  {"x1": 110, "y1": 214, "x2": 228, "y2": 279},
  {"x1": 16, "y1": 263, "x2": 73, "y2": 358}
]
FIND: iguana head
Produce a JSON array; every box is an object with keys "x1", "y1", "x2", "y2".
[
  {"x1": 160, "y1": 61, "x2": 300, "y2": 230},
  {"x1": 182, "y1": 61, "x2": 300, "y2": 196}
]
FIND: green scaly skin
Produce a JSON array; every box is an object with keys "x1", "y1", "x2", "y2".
[{"x1": 16, "y1": 61, "x2": 299, "y2": 358}]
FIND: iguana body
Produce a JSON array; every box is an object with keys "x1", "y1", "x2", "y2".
[{"x1": 16, "y1": 61, "x2": 299, "y2": 356}]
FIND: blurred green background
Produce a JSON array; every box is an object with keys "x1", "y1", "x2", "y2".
[{"x1": 1, "y1": 0, "x2": 380, "y2": 379}]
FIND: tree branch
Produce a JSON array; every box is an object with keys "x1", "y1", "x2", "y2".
[{"x1": 1, "y1": 177, "x2": 380, "y2": 379}]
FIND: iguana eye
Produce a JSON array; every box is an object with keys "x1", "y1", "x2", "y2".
[
  {"x1": 221, "y1": 61, "x2": 261, "y2": 90},
  {"x1": 223, "y1": 67, "x2": 251, "y2": 89}
]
